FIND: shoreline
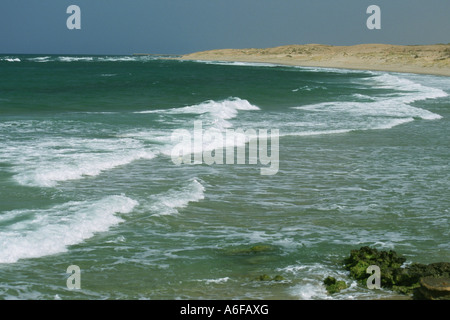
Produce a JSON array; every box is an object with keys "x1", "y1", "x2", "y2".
[{"x1": 179, "y1": 44, "x2": 450, "y2": 77}]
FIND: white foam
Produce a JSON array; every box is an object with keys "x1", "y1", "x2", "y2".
[
  {"x1": 352, "y1": 93, "x2": 376, "y2": 101},
  {"x1": 133, "y1": 110, "x2": 161, "y2": 114},
  {"x1": 288, "y1": 129, "x2": 354, "y2": 136},
  {"x1": 369, "y1": 73, "x2": 448, "y2": 103},
  {"x1": 189, "y1": 97, "x2": 258, "y2": 129},
  {"x1": 203, "y1": 277, "x2": 231, "y2": 284},
  {"x1": 289, "y1": 282, "x2": 329, "y2": 300},
  {"x1": 294, "y1": 100, "x2": 441, "y2": 120},
  {"x1": 135, "y1": 98, "x2": 261, "y2": 157},
  {"x1": 98, "y1": 56, "x2": 139, "y2": 62},
  {"x1": 371, "y1": 118, "x2": 415, "y2": 130},
  {"x1": 292, "y1": 85, "x2": 327, "y2": 92},
  {"x1": 136, "y1": 97, "x2": 260, "y2": 127},
  {"x1": 3, "y1": 137, "x2": 156, "y2": 188},
  {"x1": 195, "y1": 60, "x2": 279, "y2": 68},
  {"x1": 0, "y1": 195, "x2": 138, "y2": 264},
  {"x1": 58, "y1": 56, "x2": 94, "y2": 62},
  {"x1": 288, "y1": 73, "x2": 445, "y2": 135},
  {"x1": 21, "y1": 56, "x2": 154, "y2": 63},
  {"x1": 294, "y1": 66, "x2": 373, "y2": 74},
  {"x1": 161, "y1": 124, "x2": 263, "y2": 160},
  {"x1": 147, "y1": 179, "x2": 205, "y2": 216},
  {"x1": 27, "y1": 56, "x2": 51, "y2": 63},
  {"x1": 1, "y1": 58, "x2": 21, "y2": 62}
]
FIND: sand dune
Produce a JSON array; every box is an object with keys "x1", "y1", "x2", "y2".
[{"x1": 181, "y1": 44, "x2": 450, "y2": 76}]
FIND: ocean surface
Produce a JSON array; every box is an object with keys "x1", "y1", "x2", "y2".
[{"x1": 0, "y1": 54, "x2": 449, "y2": 300}]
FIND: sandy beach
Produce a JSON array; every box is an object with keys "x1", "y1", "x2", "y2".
[{"x1": 181, "y1": 44, "x2": 450, "y2": 77}]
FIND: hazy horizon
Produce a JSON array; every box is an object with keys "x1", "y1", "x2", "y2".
[{"x1": 1, "y1": 0, "x2": 449, "y2": 55}]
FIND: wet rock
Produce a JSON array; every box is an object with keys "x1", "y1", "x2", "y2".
[
  {"x1": 272, "y1": 275, "x2": 286, "y2": 281},
  {"x1": 396, "y1": 262, "x2": 450, "y2": 287},
  {"x1": 323, "y1": 276, "x2": 348, "y2": 294},
  {"x1": 224, "y1": 245, "x2": 275, "y2": 256},
  {"x1": 222, "y1": 244, "x2": 279, "y2": 265},
  {"x1": 414, "y1": 277, "x2": 450, "y2": 300},
  {"x1": 257, "y1": 274, "x2": 286, "y2": 282},
  {"x1": 258, "y1": 274, "x2": 272, "y2": 281}
]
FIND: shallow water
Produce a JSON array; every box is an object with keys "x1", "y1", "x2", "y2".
[{"x1": 0, "y1": 55, "x2": 449, "y2": 299}]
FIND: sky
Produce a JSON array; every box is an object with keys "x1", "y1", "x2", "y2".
[{"x1": 0, "y1": 0, "x2": 449, "y2": 55}]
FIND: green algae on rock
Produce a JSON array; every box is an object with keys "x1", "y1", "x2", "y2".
[
  {"x1": 323, "y1": 276, "x2": 348, "y2": 294},
  {"x1": 257, "y1": 274, "x2": 286, "y2": 282},
  {"x1": 343, "y1": 247, "x2": 450, "y2": 297},
  {"x1": 343, "y1": 246, "x2": 406, "y2": 284},
  {"x1": 223, "y1": 245, "x2": 276, "y2": 256}
]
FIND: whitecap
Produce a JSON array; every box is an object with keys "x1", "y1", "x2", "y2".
[
  {"x1": 98, "y1": 56, "x2": 138, "y2": 62},
  {"x1": 146, "y1": 179, "x2": 205, "y2": 216},
  {"x1": 194, "y1": 60, "x2": 279, "y2": 68},
  {"x1": 134, "y1": 97, "x2": 261, "y2": 157},
  {"x1": 367, "y1": 72, "x2": 448, "y2": 103},
  {"x1": 58, "y1": 56, "x2": 94, "y2": 62},
  {"x1": 27, "y1": 56, "x2": 51, "y2": 63},
  {"x1": 2, "y1": 58, "x2": 21, "y2": 62},
  {"x1": 202, "y1": 277, "x2": 231, "y2": 284},
  {"x1": 2, "y1": 137, "x2": 156, "y2": 188},
  {"x1": 0, "y1": 195, "x2": 138, "y2": 264}
]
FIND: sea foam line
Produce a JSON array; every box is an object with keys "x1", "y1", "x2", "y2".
[
  {"x1": 288, "y1": 73, "x2": 446, "y2": 136},
  {"x1": 194, "y1": 60, "x2": 279, "y2": 68}
]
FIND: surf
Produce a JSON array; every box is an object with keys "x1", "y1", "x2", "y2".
[{"x1": 0, "y1": 195, "x2": 138, "y2": 264}]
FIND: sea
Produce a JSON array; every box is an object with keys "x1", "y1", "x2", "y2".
[{"x1": 0, "y1": 54, "x2": 449, "y2": 300}]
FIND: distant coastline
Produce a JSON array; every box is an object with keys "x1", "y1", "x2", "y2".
[{"x1": 179, "y1": 44, "x2": 450, "y2": 77}]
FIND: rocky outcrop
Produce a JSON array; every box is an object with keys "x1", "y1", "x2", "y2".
[
  {"x1": 341, "y1": 247, "x2": 450, "y2": 299},
  {"x1": 343, "y1": 246, "x2": 406, "y2": 286}
]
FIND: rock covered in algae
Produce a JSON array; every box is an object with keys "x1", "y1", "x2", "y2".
[
  {"x1": 272, "y1": 275, "x2": 286, "y2": 281},
  {"x1": 344, "y1": 246, "x2": 409, "y2": 291},
  {"x1": 323, "y1": 276, "x2": 348, "y2": 294},
  {"x1": 258, "y1": 274, "x2": 272, "y2": 281},
  {"x1": 392, "y1": 262, "x2": 450, "y2": 293},
  {"x1": 257, "y1": 274, "x2": 286, "y2": 281},
  {"x1": 343, "y1": 246, "x2": 406, "y2": 284},
  {"x1": 224, "y1": 245, "x2": 275, "y2": 256},
  {"x1": 343, "y1": 246, "x2": 450, "y2": 297}
]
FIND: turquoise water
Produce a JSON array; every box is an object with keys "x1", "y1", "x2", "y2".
[{"x1": 0, "y1": 55, "x2": 449, "y2": 299}]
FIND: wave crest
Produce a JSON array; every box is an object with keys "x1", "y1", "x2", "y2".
[{"x1": 0, "y1": 195, "x2": 138, "y2": 264}]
